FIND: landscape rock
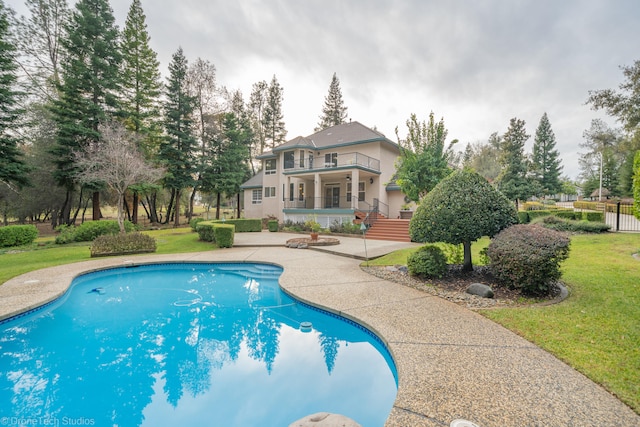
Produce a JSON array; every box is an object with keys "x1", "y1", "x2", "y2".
[
  {"x1": 297, "y1": 243, "x2": 308, "y2": 249},
  {"x1": 466, "y1": 283, "x2": 494, "y2": 298}
]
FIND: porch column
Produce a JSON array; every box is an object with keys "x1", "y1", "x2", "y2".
[
  {"x1": 314, "y1": 173, "x2": 321, "y2": 209},
  {"x1": 351, "y1": 169, "x2": 360, "y2": 209}
]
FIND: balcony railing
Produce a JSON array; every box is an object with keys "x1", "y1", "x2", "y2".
[
  {"x1": 284, "y1": 196, "x2": 375, "y2": 211},
  {"x1": 283, "y1": 152, "x2": 380, "y2": 173}
]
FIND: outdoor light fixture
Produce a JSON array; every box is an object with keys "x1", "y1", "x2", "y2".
[
  {"x1": 346, "y1": 176, "x2": 351, "y2": 181},
  {"x1": 369, "y1": 177, "x2": 374, "y2": 184}
]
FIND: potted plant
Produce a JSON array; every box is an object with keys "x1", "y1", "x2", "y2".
[
  {"x1": 400, "y1": 203, "x2": 414, "y2": 219},
  {"x1": 305, "y1": 218, "x2": 322, "y2": 241}
]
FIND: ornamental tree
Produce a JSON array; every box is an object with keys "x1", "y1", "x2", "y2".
[{"x1": 409, "y1": 169, "x2": 518, "y2": 271}]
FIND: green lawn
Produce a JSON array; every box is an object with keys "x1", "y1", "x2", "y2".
[
  {"x1": 0, "y1": 227, "x2": 212, "y2": 284},
  {"x1": 369, "y1": 233, "x2": 640, "y2": 413}
]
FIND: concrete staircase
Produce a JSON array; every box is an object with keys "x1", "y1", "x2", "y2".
[{"x1": 365, "y1": 218, "x2": 411, "y2": 242}]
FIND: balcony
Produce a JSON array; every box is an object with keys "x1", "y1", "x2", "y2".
[{"x1": 283, "y1": 152, "x2": 380, "y2": 174}]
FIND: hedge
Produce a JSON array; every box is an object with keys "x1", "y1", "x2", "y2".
[
  {"x1": 56, "y1": 220, "x2": 135, "y2": 244},
  {"x1": 90, "y1": 233, "x2": 157, "y2": 257},
  {"x1": 210, "y1": 218, "x2": 261, "y2": 232},
  {"x1": 582, "y1": 211, "x2": 604, "y2": 222},
  {"x1": 0, "y1": 225, "x2": 39, "y2": 248},
  {"x1": 196, "y1": 221, "x2": 235, "y2": 248}
]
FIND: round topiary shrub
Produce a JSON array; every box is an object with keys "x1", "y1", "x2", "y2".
[
  {"x1": 486, "y1": 224, "x2": 570, "y2": 296},
  {"x1": 407, "y1": 244, "x2": 448, "y2": 278}
]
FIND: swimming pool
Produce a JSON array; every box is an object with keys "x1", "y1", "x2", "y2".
[{"x1": 0, "y1": 262, "x2": 397, "y2": 426}]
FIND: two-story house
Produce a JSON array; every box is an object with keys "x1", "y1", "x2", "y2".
[{"x1": 241, "y1": 121, "x2": 408, "y2": 230}]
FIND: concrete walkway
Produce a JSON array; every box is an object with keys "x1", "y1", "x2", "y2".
[{"x1": 1, "y1": 231, "x2": 638, "y2": 427}]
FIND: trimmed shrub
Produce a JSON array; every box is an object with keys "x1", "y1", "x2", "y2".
[
  {"x1": 0, "y1": 225, "x2": 39, "y2": 248},
  {"x1": 267, "y1": 220, "x2": 279, "y2": 232},
  {"x1": 214, "y1": 224, "x2": 235, "y2": 248},
  {"x1": 407, "y1": 245, "x2": 448, "y2": 278},
  {"x1": 196, "y1": 222, "x2": 216, "y2": 242},
  {"x1": 582, "y1": 211, "x2": 604, "y2": 222},
  {"x1": 517, "y1": 211, "x2": 530, "y2": 224},
  {"x1": 487, "y1": 224, "x2": 570, "y2": 296},
  {"x1": 190, "y1": 217, "x2": 206, "y2": 231},
  {"x1": 533, "y1": 216, "x2": 610, "y2": 233},
  {"x1": 196, "y1": 221, "x2": 235, "y2": 247},
  {"x1": 522, "y1": 201, "x2": 545, "y2": 211},
  {"x1": 56, "y1": 220, "x2": 135, "y2": 244},
  {"x1": 211, "y1": 218, "x2": 261, "y2": 232},
  {"x1": 90, "y1": 232, "x2": 156, "y2": 257},
  {"x1": 554, "y1": 210, "x2": 578, "y2": 220}
]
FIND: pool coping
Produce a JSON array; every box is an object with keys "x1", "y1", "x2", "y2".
[{"x1": 1, "y1": 234, "x2": 639, "y2": 427}]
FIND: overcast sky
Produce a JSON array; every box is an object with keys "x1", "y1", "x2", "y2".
[{"x1": 8, "y1": 0, "x2": 640, "y2": 179}]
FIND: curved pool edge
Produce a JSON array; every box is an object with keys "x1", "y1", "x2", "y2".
[{"x1": 2, "y1": 247, "x2": 639, "y2": 427}]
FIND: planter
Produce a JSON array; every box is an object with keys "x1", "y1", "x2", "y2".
[
  {"x1": 399, "y1": 210, "x2": 414, "y2": 219},
  {"x1": 310, "y1": 232, "x2": 319, "y2": 241}
]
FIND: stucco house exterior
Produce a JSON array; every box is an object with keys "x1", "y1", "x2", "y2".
[{"x1": 240, "y1": 121, "x2": 408, "y2": 228}]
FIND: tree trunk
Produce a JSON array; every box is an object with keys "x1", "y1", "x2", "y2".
[
  {"x1": 188, "y1": 186, "x2": 197, "y2": 222},
  {"x1": 215, "y1": 192, "x2": 221, "y2": 220},
  {"x1": 236, "y1": 193, "x2": 241, "y2": 218},
  {"x1": 462, "y1": 240, "x2": 473, "y2": 272},
  {"x1": 92, "y1": 191, "x2": 101, "y2": 220},
  {"x1": 117, "y1": 191, "x2": 126, "y2": 234},
  {"x1": 145, "y1": 192, "x2": 159, "y2": 223},
  {"x1": 164, "y1": 189, "x2": 175, "y2": 225},
  {"x1": 174, "y1": 189, "x2": 181, "y2": 227},
  {"x1": 132, "y1": 191, "x2": 139, "y2": 224}
]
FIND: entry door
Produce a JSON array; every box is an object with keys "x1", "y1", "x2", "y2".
[{"x1": 324, "y1": 185, "x2": 340, "y2": 208}]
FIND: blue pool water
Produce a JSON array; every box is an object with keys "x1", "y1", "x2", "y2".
[{"x1": 0, "y1": 263, "x2": 397, "y2": 427}]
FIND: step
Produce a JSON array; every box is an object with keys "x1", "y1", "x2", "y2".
[{"x1": 365, "y1": 219, "x2": 411, "y2": 242}]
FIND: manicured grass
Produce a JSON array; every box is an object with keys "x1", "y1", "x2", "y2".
[
  {"x1": 367, "y1": 233, "x2": 640, "y2": 413},
  {"x1": 0, "y1": 227, "x2": 213, "y2": 284},
  {"x1": 482, "y1": 233, "x2": 640, "y2": 413},
  {"x1": 368, "y1": 237, "x2": 491, "y2": 266}
]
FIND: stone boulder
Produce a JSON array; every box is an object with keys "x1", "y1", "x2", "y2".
[{"x1": 466, "y1": 283, "x2": 494, "y2": 298}]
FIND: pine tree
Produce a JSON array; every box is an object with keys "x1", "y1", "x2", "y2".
[
  {"x1": 0, "y1": 0, "x2": 30, "y2": 191},
  {"x1": 121, "y1": 0, "x2": 161, "y2": 142},
  {"x1": 531, "y1": 113, "x2": 563, "y2": 196},
  {"x1": 159, "y1": 47, "x2": 197, "y2": 226},
  {"x1": 50, "y1": 0, "x2": 122, "y2": 223},
  {"x1": 262, "y1": 75, "x2": 286, "y2": 149},
  {"x1": 496, "y1": 118, "x2": 533, "y2": 203},
  {"x1": 121, "y1": 0, "x2": 162, "y2": 224},
  {"x1": 316, "y1": 72, "x2": 348, "y2": 131},
  {"x1": 248, "y1": 80, "x2": 267, "y2": 154}
]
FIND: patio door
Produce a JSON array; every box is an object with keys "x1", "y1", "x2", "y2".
[{"x1": 324, "y1": 185, "x2": 340, "y2": 208}]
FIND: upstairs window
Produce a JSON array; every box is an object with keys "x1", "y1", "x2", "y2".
[
  {"x1": 284, "y1": 151, "x2": 295, "y2": 169},
  {"x1": 324, "y1": 152, "x2": 338, "y2": 167},
  {"x1": 265, "y1": 159, "x2": 276, "y2": 175}
]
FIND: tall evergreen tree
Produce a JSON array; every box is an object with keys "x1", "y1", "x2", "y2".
[
  {"x1": 200, "y1": 112, "x2": 251, "y2": 220},
  {"x1": 159, "y1": 47, "x2": 196, "y2": 226},
  {"x1": 531, "y1": 113, "x2": 563, "y2": 196},
  {"x1": 262, "y1": 75, "x2": 286, "y2": 149},
  {"x1": 0, "y1": 0, "x2": 30, "y2": 192},
  {"x1": 50, "y1": 0, "x2": 122, "y2": 223},
  {"x1": 496, "y1": 118, "x2": 533, "y2": 203},
  {"x1": 316, "y1": 72, "x2": 348, "y2": 131},
  {"x1": 121, "y1": 0, "x2": 162, "y2": 223},
  {"x1": 248, "y1": 79, "x2": 267, "y2": 154}
]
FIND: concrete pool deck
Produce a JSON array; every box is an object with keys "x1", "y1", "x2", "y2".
[{"x1": 1, "y1": 231, "x2": 638, "y2": 427}]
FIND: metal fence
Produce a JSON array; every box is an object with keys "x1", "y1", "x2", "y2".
[{"x1": 602, "y1": 201, "x2": 640, "y2": 232}]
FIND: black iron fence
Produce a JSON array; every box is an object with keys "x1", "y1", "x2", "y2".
[{"x1": 574, "y1": 201, "x2": 640, "y2": 232}]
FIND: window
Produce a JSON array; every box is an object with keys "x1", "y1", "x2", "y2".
[
  {"x1": 264, "y1": 159, "x2": 276, "y2": 175},
  {"x1": 358, "y1": 181, "x2": 365, "y2": 202},
  {"x1": 252, "y1": 189, "x2": 262, "y2": 204},
  {"x1": 289, "y1": 183, "x2": 294, "y2": 201},
  {"x1": 347, "y1": 181, "x2": 365, "y2": 202},
  {"x1": 299, "y1": 151, "x2": 305, "y2": 169},
  {"x1": 284, "y1": 151, "x2": 295, "y2": 169},
  {"x1": 298, "y1": 183, "x2": 305, "y2": 201},
  {"x1": 324, "y1": 152, "x2": 337, "y2": 167},
  {"x1": 264, "y1": 187, "x2": 276, "y2": 198}
]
